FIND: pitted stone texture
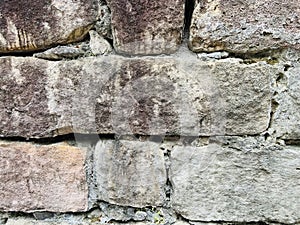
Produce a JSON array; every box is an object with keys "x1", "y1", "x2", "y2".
[
  {"x1": 89, "y1": 30, "x2": 112, "y2": 55},
  {"x1": 0, "y1": 57, "x2": 56, "y2": 137},
  {"x1": 47, "y1": 57, "x2": 273, "y2": 136},
  {"x1": 280, "y1": 48, "x2": 300, "y2": 63},
  {"x1": 6, "y1": 218, "x2": 87, "y2": 225},
  {"x1": 272, "y1": 63, "x2": 300, "y2": 139},
  {"x1": 33, "y1": 45, "x2": 86, "y2": 60},
  {"x1": 0, "y1": 141, "x2": 88, "y2": 212},
  {"x1": 173, "y1": 221, "x2": 190, "y2": 225},
  {"x1": 170, "y1": 140, "x2": 300, "y2": 223},
  {"x1": 189, "y1": 0, "x2": 300, "y2": 53},
  {"x1": 107, "y1": 0, "x2": 184, "y2": 55},
  {"x1": 0, "y1": 55, "x2": 272, "y2": 138},
  {"x1": 95, "y1": 4, "x2": 112, "y2": 39},
  {"x1": 0, "y1": 0, "x2": 99, "y2": 53},
  {"x1": 94, "y1": 140, "x2": 166, "y2": 207}
]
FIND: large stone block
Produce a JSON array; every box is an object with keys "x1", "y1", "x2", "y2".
[
  {"x1": 272, "y1": 63, "x2": 300, "y2": 140},
  {"x1": 0, "y1": 141, "x2": 88, "y2": 212},
  {"x1": 170, "y1": 139, "x2": 300, "y2": 223},
  {"x1": 189, "y1": 0, "x2": 300, "y2": 53},
  {"x1": 93, "y1": 140, "x2": 166, "y2": 207},
  {"x1": 0, "y1": 55, "x2": 272, "y2": 138},
  {"x1": 107, "y1": 0, "x2": 184, "y2": 55},
  {"x1": 0, "y1": 0, "x2": 99, "y2": 53}
]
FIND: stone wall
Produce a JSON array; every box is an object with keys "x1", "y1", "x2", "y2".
[{"x1": 0, "y1": 0, "x2": 299, "y2": 224}]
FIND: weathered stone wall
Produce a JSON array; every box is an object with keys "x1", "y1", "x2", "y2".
[{"x1": 0, "y1": 0, "x2": 299, "y2": 225}]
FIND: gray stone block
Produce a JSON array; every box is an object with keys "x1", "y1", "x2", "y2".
[
  {"x1": 94, "y1": 140, "x2": 166, "y2": 207},
  {"x1": 272, "y1": 63, "x2": 300, "y2": 139},
  {"x1": 0, "y1": 141, "x2": 88, "y2": 212},
  {"x1": 189, "y1": 0, "x2": 300, "y2": 53},
  {"x1": 0, "y1": 55, "x2": 273, "y2": 138},
  {"x1": 170, "y1": 140, "x2": 300, "y2": 223}
]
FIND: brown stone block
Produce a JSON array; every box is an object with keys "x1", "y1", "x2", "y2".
[
  {"x1": 0, "y1": 0, "x2": 99, "y2": 53},
  {"x1": 107, "y1": 0, "x2": 185, "y2": 55},
  {"x1": 0, "y1": 141, "x2": 88, "y2": 212}
]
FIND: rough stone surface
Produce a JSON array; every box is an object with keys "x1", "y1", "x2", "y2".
[
  {"x1": 272, "y1": 63, "x2": 300, "y2": 140},
  {"x1": 189, "y1": 223, "x2": 218, "y2": 225},
  {"x1": 107, "y1": 0, "x2": 185, "y2": 55},
  {"x1": 189, "y1": 0, "x2": 300, "y2": 53},
  {"x1": 97, "y1": 202, "x2": 136, "y2": 222},
  {"x1": 33, "y1": 212, "x2": 55, "y2": 220},
  {"x1": 1, "y1": 1, "x2": 299, "y2": 223},
  {"x1": 5, "y1": 218, "x2": 79, "y2": 225},
  {"x1": 189, "y1": 223, "x2": 245, "y2": 225},
  {"x1": 197, "y1": 51, "x2": 229, "y2": 61},
  {"x1": 94, "y1": 140, "x2": 166, "y2": 207},
  {"x1": 4, "y1": 213, "x2": 153, "y2": 225},
  {"x1": 95, "y1": 4, "x2": 112, "y2": 39},
  {"x1": 0, "y1": 54, "x2": 273, "y2": 137},
  {"x1": 170, "y1": 138, "x2": 300, "y2": 223},
  {"x1": 33, "y1": 45, "x2": 86, "y2": 60},
  {"x1": 89, "y1": 30, "x2": 112, "y2": 55},
  {"x1": 173, "y1": 221, "x2": 190, "y2": 225},
  {"x1": 0, "y1": 141, "x2": 88, "y2": 212},
  {"x1": 0, "y1": 0, "x2": 99, "y2": 53},
  {"x1": 91, "y1": 203, "x2": 176, "y2": 224},
  {"x1": 33, "y1": 30, "x2": 113, "y2": 60},
  {"x1": 0, "y1": 57, "x2": 56, "y2": 138},
  {"x1": 6, "y1": 218, "x2": 152, "y2": 225},
  {"x1": 97, "y1": 202, "x2": 149, "y2": 222}
]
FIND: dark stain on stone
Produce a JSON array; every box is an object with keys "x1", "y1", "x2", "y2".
[{"x1": 0, "y1": 58, "x2": 55, "y2": 138}]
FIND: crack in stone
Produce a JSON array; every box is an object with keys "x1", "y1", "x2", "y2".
[{"x1": 184, "y1": 0, "x2": 195, "y2": 38}]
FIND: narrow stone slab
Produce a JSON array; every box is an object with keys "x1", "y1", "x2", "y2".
[
  {"x1": 0, "y1": 55, "x2": 272, "y2": 138},
  {"x1": 0, "y1": 141, "x2": 88, "y2": 212},
  {"x1": 272, "y1": 63, "x2": 300, "y2": 140},
  {"x1": 170, "y1": 140, "x2": 300, "y2": 223},
  {"x1": 0, "y1": 0, "x2": 99, "y2": 53},
  {"x1": 189, "y1": 0, "x2": 300, "y2": 53},
  {"x1": 5, "y1": 218, "x2": 152, "y2": 225},
  {"x1": 94, "y1": 140, "x2": 166, "y2": 207},
  {"x1": 107, "y1": 0, "x2": 184, "y2": 55},
  {"x1": 6, "y1": 218, "x2": 83, "y2": 225}
]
